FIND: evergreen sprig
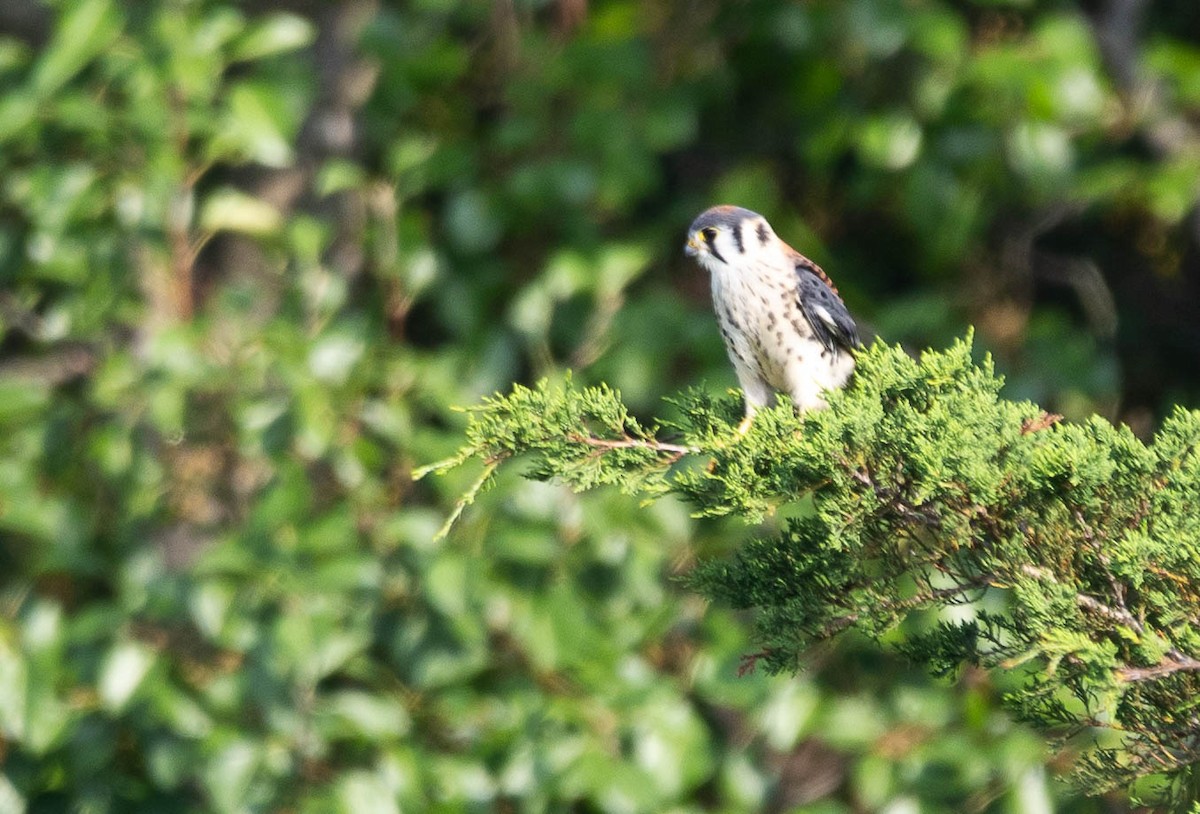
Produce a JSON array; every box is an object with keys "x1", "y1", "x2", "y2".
[{"x1": 426, "y1": 334, "x2": 1200, "y2": 803}]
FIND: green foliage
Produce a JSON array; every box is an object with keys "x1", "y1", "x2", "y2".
[
  {"x1": 439, "y1": 335, "x2": 1200, "y2": 805},
  {"x1": 4, "y1": 0, "x2": 1200, "y2": 811}
]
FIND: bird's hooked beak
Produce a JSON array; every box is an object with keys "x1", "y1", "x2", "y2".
[{"x1": 685, "y1": 236, "x2": 702, "y2": 258}]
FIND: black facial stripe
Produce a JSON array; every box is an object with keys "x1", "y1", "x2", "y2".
[
  {"x1": 733, "y1": 222, "x2": 745, "y2": 254},
  {"x1": 709, "y1": 243, "x2": 726, "y2": 264},
  {"x1": 756, "y1": 221, "x2": 769, "y2": 245}
]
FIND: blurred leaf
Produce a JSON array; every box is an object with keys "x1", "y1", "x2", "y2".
[
  {"x1": 0, "y1": 92, "x2": 37, "y2": 144},
  {"x1": 200, "y1": 187, "x2": 283, "y2": 235},
  {"x1": 308, "y1": 332, "x2": 365, "y2": 385},
  {"x1": 31, "y1": 0, "x2": 121, "y2": 95},
  {"x1": 320, "y1": 691, "x2": 411, "y2": 741},
  {"x1": 232, "y1": 13, "x2": 316, "y2": 62},
  {"x1": 336, "y1": 771, "x2": 401, "y2": 814},
  {"x1": 98, "y1": 640, "x2": 155, "y2": 711},
  {"x1": 444, "y1": 189, "x2": 501, "y2": 253},
  {"x1": 857, "y1": 114, "x2": 924, "y2": 170},
  {"x1": 204, "y1": 740, "x2": 261, "y2": 814},
  {"x1": 630, "y1": 691, "x2": 715, "y2": 797},
  {"x1": 1006, "y1": 121, "x2": 1073, "y2": 179},
  {"x1": 0, "y1": 635, "x2": 27, "y2": 740},
  {"x1": 211, "y1": 81, "x2": 297, "y2": 167},
  {"x1": 2, "y1": 0, "x2": 1197, "y2": 809},
  {"x1": 0, "y1": 772, "x2": 24, "y2": 814}
]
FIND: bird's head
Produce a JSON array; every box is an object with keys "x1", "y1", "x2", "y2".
[{"x1": 685, "y1": 205, "x2": 776, "y2": 273}]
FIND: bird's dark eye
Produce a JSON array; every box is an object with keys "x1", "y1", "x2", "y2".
[{"x1": 701, "y1": 227, "x2": 717, "y2": 243}]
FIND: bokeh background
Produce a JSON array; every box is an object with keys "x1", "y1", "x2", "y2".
[{"x1": 2, "y1": 0, "x2": 1199, "y2": 811}]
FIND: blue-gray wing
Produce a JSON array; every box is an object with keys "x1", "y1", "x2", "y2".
[{"x1": 793, "y1": 255, "x2": 860, "y2": 353}]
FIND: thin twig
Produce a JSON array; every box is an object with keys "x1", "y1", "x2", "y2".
[
  {"x1": 432, "y1": 458, "x2": 502, "y2": 541},
  {"x1": 569, "y1": 433, "x2": 698, "y2": 462},
  {"x1": 1076, "y1": 593, "x2": 1144, "y2": 635},
  {"x1": 1117, "y1": 653, "x2": 1200, "y2": 684}
]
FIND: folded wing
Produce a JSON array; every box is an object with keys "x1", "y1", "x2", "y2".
[{"x1": 792, "y1": 253, "x2": 860, "y2": 353}]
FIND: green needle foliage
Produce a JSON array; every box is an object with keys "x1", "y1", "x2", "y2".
[{"x1": 430, "y1": 334, "x2": 1200, "y2": 806}]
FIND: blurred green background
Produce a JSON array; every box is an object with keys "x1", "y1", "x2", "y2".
[{"x1": 2, "y1": 0, "x2": 1199, "y2": 811}]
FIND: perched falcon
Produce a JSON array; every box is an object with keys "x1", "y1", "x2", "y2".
[{"x1": 685, "y1": 205, "x2": 860, "y2": 429}]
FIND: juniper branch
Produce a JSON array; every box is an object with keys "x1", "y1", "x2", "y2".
[
  {"x1": 426, "y1": 334, "x2": 1200, "y2": 805},
  {"x1": 566, "y1": 432, "x2": 698, "y2": 461}
]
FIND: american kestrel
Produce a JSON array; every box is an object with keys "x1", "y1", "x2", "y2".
[{"x1": 685, "y1": 205, "x2": 860, "y2": 430}]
